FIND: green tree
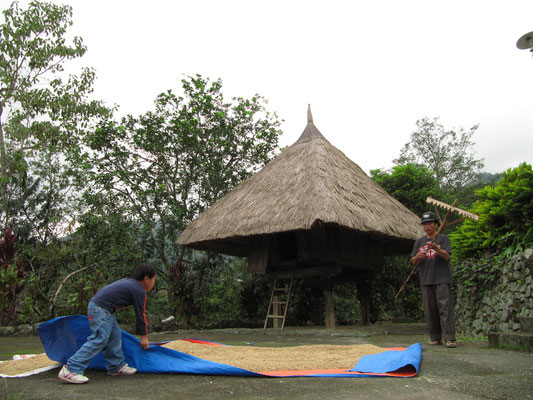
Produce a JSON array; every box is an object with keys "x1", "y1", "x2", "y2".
[
  {"x1": 450, "y1": 162, "x2": 533, "y2": 260},
  {"x1": 370, "y1": 163, "x2": 443, "y2": 216},
  {"x1": 0, "y1": 1, "x2": 111, "y2": 239},
  {"x1": 0, "y1": 1, "x2": 112, "y2": 324},
  {"x1": 80, "y1": 74, "x2": 283, "y2": 275},
  {"x1": 395, "y1": 117, "x2": 484, "y2": 195}
]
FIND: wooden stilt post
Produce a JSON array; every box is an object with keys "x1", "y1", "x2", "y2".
[
  {"x1": 311, "y1": 286, "x2": 323, "y2": 325},
  {"x1": 356, "y1": 280, "x2": 372, "y2": 326},
  {"x1": 324, "y1": 288, "x2": 336, "y2": 329}
]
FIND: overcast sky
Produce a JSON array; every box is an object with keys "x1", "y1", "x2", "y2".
[{"x1": 24, "y1": 0, "x2": 533, "y2": 174}]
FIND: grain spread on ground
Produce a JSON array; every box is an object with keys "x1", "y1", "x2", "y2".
[
  {"x1": 0, "y1": 343, "x2": 388, "y2": 376},
  {"x1": 161, "y1": 341, "x2": 387, "y2": 372},
  {"x1": 0, "y1": 354, "x2": 58, "y2": 376}
]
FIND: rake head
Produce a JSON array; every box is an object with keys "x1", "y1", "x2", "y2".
[{"x1": 426, "y1": 197, "x2": 479, "y2": 222}]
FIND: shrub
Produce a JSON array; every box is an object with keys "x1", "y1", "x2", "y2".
[
  {"x1": 0, "y1": 228, "x2": 27, "y2": 325},
  {"x1": 450, "y1": 163, "x2": 533, "y2": 261}
]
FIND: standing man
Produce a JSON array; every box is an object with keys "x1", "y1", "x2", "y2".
[{"x1": 411, "y1": 212, "x2": 457, "y2": 348}]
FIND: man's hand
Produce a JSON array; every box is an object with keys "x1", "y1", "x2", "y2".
[
  {"x1": 140, "y1": 335, "x2": 150, "y2": 350},
  {"x1": 426, "y1": 242, "x2": 440, "y2": 251},
  {"x1": 426, "y1": 242, "x2": 450, "y2": 261},
  {"x1": 412, "y1": 248, "x2": 426, "y2": 264}
]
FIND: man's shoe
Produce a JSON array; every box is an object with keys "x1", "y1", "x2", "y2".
[
  {"x1": 110, "y1": 363, "x2": 137, "y2": 376},
  {"x1": 58, "y1": 365, "x2": 89, "y2": 384}
]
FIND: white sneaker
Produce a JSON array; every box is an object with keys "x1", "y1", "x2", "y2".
[
  {"x1": 58, "y1": 365, "x2": 89, "y2": 384},
  {"x1": 110, "y1": 363, "x2": 137, "y2": 376}
]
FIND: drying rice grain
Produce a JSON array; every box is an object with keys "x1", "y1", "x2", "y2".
[
  {"x1": 0, "y1": 354, "x2": 58, "y2": 376},
  {"x1": 162, "y1": 341, "x2": 386, "y2": 372}
]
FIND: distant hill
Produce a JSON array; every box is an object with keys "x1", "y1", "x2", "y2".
[{"x1": 480, "y1": 172, "x2": 502, "y2": 185}]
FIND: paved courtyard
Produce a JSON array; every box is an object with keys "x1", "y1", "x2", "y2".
[{"x1": 1, "y1": 322, "x2": 532, "y2": 400}]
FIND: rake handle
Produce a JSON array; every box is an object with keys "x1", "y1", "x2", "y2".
[{"x1": 394, "y1": 262, "x2": 420, "y2": 300}]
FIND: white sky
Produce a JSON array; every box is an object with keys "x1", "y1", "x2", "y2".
[{"x1": 15, "y1": 0, "x2": 533, "y2": 174}]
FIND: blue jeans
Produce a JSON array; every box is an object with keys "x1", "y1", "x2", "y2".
[{"x1": 66, "y1": 301, "x2": 126, "y2": 375}]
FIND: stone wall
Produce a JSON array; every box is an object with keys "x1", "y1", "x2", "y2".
[{"x1": 455, "y1": 248, "x2": 533, "y2": 337}]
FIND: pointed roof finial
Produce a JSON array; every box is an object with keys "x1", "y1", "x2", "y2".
[{"x1": 295, "y1": 104, "x2": 326, "y2": 144}]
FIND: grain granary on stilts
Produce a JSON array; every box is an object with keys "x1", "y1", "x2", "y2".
[{"x1": 178, "y1": 106, "x2": 421, "y2": 329}]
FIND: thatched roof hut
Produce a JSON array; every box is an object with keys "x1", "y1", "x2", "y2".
[{"x1": 178, "y1": 106, "x2": 421, "y2": 277}]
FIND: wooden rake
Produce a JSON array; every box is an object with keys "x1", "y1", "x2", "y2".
[
  {"x1": 394, "y1": 197, "x2": 479, "y2": 300},
  {"x1": 425, "y1": 197, "x2": 479, "y2": 228}
]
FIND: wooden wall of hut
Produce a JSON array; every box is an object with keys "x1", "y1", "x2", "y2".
[{"x1": 247, "y1": 223, "x2": 384, "y2": 280}]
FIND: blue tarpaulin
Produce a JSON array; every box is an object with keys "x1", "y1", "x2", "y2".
[{"x1": 38, "y1": 316, "x2": 421, "y2": 378}]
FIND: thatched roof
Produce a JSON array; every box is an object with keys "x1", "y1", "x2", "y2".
[{"x1": 178, "y1": 106, "x2": 422, "y2": 256}]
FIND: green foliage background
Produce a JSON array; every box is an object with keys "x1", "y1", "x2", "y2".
[{"x1": 450, "y1": 163, "x2": 533, "y2": 261}]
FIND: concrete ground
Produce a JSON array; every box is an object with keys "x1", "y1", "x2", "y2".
[{"x1": 1, "y1": 322, "x2": 532, "y2": 400}]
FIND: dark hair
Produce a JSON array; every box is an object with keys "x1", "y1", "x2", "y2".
[{"x1": 132, "y1": 262, "x2": 157, "y2": 280}]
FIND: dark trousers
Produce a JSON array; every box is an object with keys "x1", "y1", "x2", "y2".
[{"x1": 422, "y1": 283, "x2": 456, "y2": 342}]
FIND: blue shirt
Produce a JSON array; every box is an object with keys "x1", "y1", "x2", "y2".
[{"x1": 91, "y1": 278, "x2": 148, "y2": 335}]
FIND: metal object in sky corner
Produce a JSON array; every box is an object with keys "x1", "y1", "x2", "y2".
[{"x1": 516, "y1": 31, "x2": 533, "y2": 58}]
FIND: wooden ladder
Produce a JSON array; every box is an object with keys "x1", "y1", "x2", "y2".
[{"x1": 263, "y1": 270, "x2": 294, "y2": 331}]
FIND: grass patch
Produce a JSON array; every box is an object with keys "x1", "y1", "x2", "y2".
[
  {"x1": 456, "y1": 335, "x2": 488, "y2": 342},
  {"x1": 0, "y1": 393, "x2": 25, "y2": 400},
  {"x1": 498, "y1": 342, "x2": 533, "y2": 352},
  {"x1": 0, "y1": 347, "x2": 44, "y2": 361},
  {"x1": 1, "y1": 381, "x2": 26, "y2": 400}
]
